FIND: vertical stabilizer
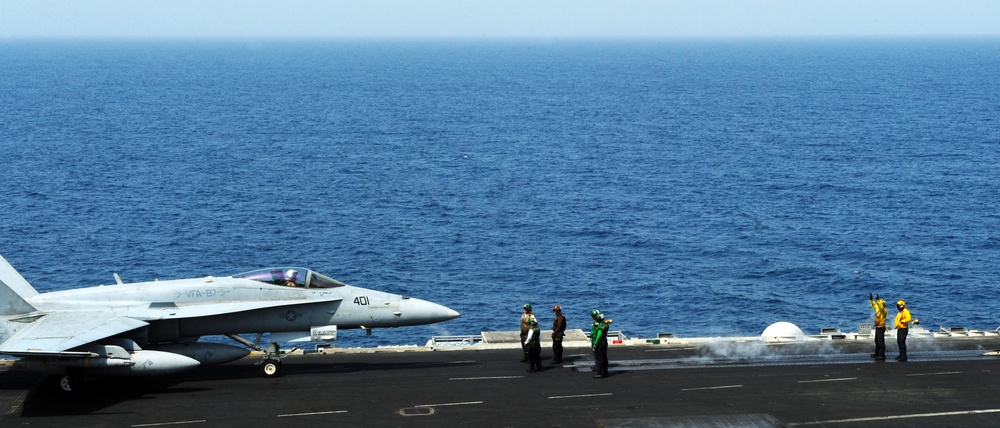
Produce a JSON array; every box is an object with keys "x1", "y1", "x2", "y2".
[{"x1": 0, "y1": 255, "x2": 39, "y2": 316}]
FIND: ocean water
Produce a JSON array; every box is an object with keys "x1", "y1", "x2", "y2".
[{"x1": 2, "y1": 39, "x2": 999, "y2": 347}]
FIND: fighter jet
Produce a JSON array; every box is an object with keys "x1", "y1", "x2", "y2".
[{"x1": 0, "y1": 254, "x2": 460, "y2": 391}]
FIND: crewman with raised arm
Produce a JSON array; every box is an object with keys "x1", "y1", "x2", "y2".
[{"x1": 869, "y1": 293, "x2": 887, "y2": 360}]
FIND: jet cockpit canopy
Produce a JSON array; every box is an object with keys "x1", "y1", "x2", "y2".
[{"x1": 233, "y1": 268, "x2": 347, "y2": 289}]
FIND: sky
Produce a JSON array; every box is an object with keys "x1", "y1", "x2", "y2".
[{"x1": 1, "y1": 0, "x2": 999, "y2": 40}]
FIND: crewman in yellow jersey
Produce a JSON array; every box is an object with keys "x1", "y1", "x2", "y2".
[
  {"x1": 894, "y1": 300, "x2": 919, "y2": 361},
  {"x1": 869, "y1": 293, "x2": 887, "y2": 360}
]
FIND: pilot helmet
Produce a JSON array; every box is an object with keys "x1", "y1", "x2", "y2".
[{"x1": 286, "y1": 269, "x2": 297, "y2": 279}]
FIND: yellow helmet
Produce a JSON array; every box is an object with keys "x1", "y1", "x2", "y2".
[{"x1": 896, "y1": 300, "x2": 906, "y2": 308}]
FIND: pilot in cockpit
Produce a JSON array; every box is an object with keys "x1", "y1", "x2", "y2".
[{"x1": 285, "y1": 269, "x2": 299, "y2": 287}]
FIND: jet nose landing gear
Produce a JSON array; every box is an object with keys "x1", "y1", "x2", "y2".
[
  {"x1": 227, "y1": 335, "x2": 297, "y2": 377},
  {"x1": 254, "y1": 342, "x2": 298, "y2": 377},
  {"x1": 260, "y1": 358, "x2": 282, "y2": 377}
]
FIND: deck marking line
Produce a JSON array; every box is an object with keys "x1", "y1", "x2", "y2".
[
  {"x1": 131, "y1": 421, "x2": 206, "y2": 427},
  {"x1": 549, "y1": 392, "x2": 614, "y2": 400},
  {"x1": 787, "y1": 408, "x2": 1000, "y2": 426},
  {"x1": 450, "y1": 375, "x2": 525, "y2": 380},
  {"x1": 277, "y1": 410, "x2": 348, "y2": 417},
  {"x1": 906, "y1": 371, "x2": 962, "y2": 377},
  {"x1": 798, "y1": 377, "x2": 856, "y2": 384},
  {"x1": 645, "y1": 347, "x2": 697, "y2": 352},
  {"x1": 5, "y1": 390, "x2": 28, "y2": 416},
  {"x1": 414, "y1": 400, "x2": 483, "y2": 408},
  {"x1": 681, "y1": 384, "x2": 742, "y2": 391}
]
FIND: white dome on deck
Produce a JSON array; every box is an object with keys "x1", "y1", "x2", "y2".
[{"x1": 761, "y1": 321, "x2": 805, "y2": 339}]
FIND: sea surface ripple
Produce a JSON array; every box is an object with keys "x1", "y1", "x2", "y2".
[{"x1": 2, "y1": 39, "x2": 999, "y2": 346}]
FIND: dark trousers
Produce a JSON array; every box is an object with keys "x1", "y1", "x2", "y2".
[
  {"x1": 897, "y1": 328, "x2": 908, "y2": 358},
  {"x1": 552, "y1": 337, "x2": 563, "y2": 362},
  {"x1": 520, "y1": 332, "x2": 528, "y2": 361},
  {"x1": 594, "y1": 341, "x2": 608, "y2": 376},
  {"x1": 873, "y1": 327, "x2": 886, "y2": 358},
  {"x1": 527, "y1": 342, "x2": 541, "y2": 371}
]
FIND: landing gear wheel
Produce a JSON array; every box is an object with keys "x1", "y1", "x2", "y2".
[
  {"x1": 59, "y1": 375, "x2": 74, "y2": 392},
  {"x1": 261, "y1": 359, "x2": 282, "y2": 377},
  {"x1": 58, "y1": 374, "x2": 82, "y2": 393}
]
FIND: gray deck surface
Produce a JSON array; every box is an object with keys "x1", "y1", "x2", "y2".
[{"x1": 2, "y1": 337, "x2": 1000, "y2": 427}]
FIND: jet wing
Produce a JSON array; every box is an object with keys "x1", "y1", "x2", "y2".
[{"x1": 0, "y1": 311, "x2": 148, "y2": 357}]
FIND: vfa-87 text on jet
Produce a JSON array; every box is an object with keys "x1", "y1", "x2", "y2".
[{"x1": 0, "y1": 254, "x2": 459, "y2": 391}]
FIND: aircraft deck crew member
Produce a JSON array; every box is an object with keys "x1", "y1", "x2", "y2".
[
  {"x1": 524, "y1": 318, "x2": 542, "y2": 372},
  {"x1": 869, "y1": 293, "x2": 887, "y2": 360},
  {"x1": 520, "y1": 304, "x2": 535, "y2": 362},
  {"x1": 590, "y1": 309, "x2": 611, "y2": 378},
  {"x1": 894, "y1": 300, "x2": 918, "y2": 361},
  {"x1": 551, "y1": 305, "x2": 566, "y2": 363}
]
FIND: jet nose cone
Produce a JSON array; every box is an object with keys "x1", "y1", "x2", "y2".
[
  {"x1": 405, "y1": 298, "x2": 461, "y2": 325},
  {"x1": 441, "y1": 306, "x2": 461, "y2": 321}
]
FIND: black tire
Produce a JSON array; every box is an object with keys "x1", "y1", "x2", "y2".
[
  {"x1": 57, "y1": 374, "x2": 82, "y2": 393},
  {"x1": 261, "y1": 359, "x2": 282, "y2": 377}
]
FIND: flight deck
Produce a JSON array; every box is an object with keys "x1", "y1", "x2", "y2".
[{"x1": 2, "y1": 328, "x2": 1000, "y2": 428}]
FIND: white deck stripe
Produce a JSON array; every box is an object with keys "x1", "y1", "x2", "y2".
[
  {"x1": 798, "y1": 377, "x2": 857, "y2": 384},
  {"x1": 5, "y1": 390, "x2": 28, "y2": 416},
  {"x1": 414, "y1": 401, "x2": 483, "y2": 408},
  {"x1": 449, "y1": 375, "x2": 525, "y2": 380},
  {"x1": 787, "y1": 408, "x2": 1000, "y2": 426},
  {"x1": 131, "y1": 421, "x2": 205, "y2": 427},
  {"x1": 645, "y1": 347, "x2": 697, "y2": 352},
  {"x1": 549, "y1": 393, "x2": 614, "y2": 400},
  {"x1": 906, "y1": 371, "x2": 962, "y2": 376},
  {"x1": 681, "y1": 385, "x2": 742, "y2": 391},
  {"x1": 277, "y1": 410, "x2": 348, "y2": 417}
]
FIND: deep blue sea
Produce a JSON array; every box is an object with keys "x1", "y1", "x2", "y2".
[{"x1": 2, "y1": 39, "x2": 999, "y2": 347}]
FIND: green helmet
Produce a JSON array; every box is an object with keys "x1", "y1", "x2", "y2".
[
  {"x1": 590, "y1": 309, "x2": 601, "y2": 319},
  {"x1": 523, "y1": 304, "x2": 532, "y2": 311}
]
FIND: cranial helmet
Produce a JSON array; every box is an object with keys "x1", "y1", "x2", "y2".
[
  {"x1": 524, "y1": 304, "x2": 532, "y2": 311},
  {"x1": 553, "y1": 305, "x2": 562, "y2": 312},
  {"x1": 896, "y1": 300, "x2": 906, "y2": 308}
]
